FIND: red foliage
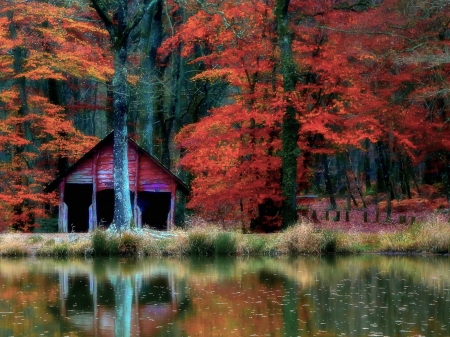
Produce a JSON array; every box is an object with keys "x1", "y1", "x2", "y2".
[
  {"x1": 0, "y1": 1, "x2": 111, "y2": 231},
  {"x1": 165, "y1": 0, "x2": 450, "y2": 228}
]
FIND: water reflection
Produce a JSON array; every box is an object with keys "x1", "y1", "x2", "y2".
[{"x1": 0, "y1": 256, "x2": 449, "y2": 336}]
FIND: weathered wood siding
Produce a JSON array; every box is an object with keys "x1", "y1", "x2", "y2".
[
  {"x1": 138, "y1": 155, "x2": 173, "y2": 192},
  {"x1": 65, "y1": 143, "x2": 175, "y2": 193},
  {"x1": 95, "y1": 144, "x2": 141, "y2": 192},
  {"x1": 66, "y1": 158, "x2": 93, "y2": 184}
]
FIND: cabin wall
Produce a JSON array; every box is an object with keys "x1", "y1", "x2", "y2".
[
  {"x1": 66, "y1": 144, "x2": 175, "y2": 193},
  {"x1": 138, "y1": 156, "x2": 173, "y2": 192},
  {"x1": 66, "y1": 158, "x2": 93, "y2": 184}
]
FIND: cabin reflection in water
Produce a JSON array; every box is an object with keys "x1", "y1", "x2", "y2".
[{"x1": 57, "y1": 268, "x2": 188, "y2": 336}]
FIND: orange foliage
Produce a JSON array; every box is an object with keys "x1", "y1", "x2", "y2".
[{"x1": 0, "y1": 0, "x2": 111, "y2": 230}]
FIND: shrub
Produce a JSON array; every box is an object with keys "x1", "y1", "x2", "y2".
[
  {"x1": 53, "y1": 242, "x2": 70, "y2": 257},
  {"x1": 92, "y1": 228, "x2": 110, "y2": 255},
  {"x1": 118, "y1": 231, "x2": 141, "y2": 256},
  {"x1": 378, "y1": 231, "x2": 416, "y2": 252},
  {"x1": 27, "y1": 235, "x2": 44, "y2": 244},
  {"x1": 45, "y1": 238, "x2": 55, "y2": 246},
  {"x1": 282, "y1": 223, "x2": 322, "y2": 254},
  {"x1": 36, "y1": 242, "x2": 70, "y2": 257},
  {"x1": 34, "y1": 218, "x2": 58, "y2": 233},
  {"x1": 321, "y1": 230, "x2": 338, "y2": 254},
  {"x1": 70, "y1": 240, "x2": 93, "y2": 256},
  {"x1": 415, "y1": 216, "x2": 450, "y2": 253},
  {"x1": 0, "y1": 244, "x2": 28, "y2": 257},
  {"x1": 159, "y1": 233, "x2": 189, "y2": 255},
  {"x1": 188, "y1": 227, "x2": 215, "y2": 255},
  {"x1": 242, "y1": 235, "x2": 267, "y2": 255},
  {"x1": 336, "y1": 232, "x2": 378, "y2": 253},
  {"x1": 141, "y1": 235, "x2": 160, "y2": 256},
  {"x1": 214, "y1": 232, "x2": 237, "y2": 255}
]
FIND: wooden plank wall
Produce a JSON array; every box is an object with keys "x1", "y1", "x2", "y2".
[
  {"x1": 65, "y1": 144, "x2": 176, "y2": 193},
  {"x1": 66, "y1": 158, "x2": 93, "y2": 184},
  {"x1": 138, "y1": 156, "x2": 173, "y2": 192}
]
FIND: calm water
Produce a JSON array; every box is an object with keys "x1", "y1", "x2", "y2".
[{"x1": 0, "y1": 256, "x2": 449, "y2": 337}]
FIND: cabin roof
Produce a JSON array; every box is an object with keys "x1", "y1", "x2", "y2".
[{"x1": 45, "y1": 132, "x2": 189, "y2": 194}]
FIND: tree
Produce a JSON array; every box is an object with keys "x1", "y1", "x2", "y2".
[
  {"x1": 90, "y1": 0, "x2": 157, "y2": 229},
  {"x1": 275, "y1": 0, "x2": 300, "y2": 228},
  {"x1": 0, "y1": 1, "x2": 108, "y2": 230}
]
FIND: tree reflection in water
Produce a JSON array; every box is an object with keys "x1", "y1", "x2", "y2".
[{"x1": 0, "y1": 256, "x2": 450, "y2": 336}]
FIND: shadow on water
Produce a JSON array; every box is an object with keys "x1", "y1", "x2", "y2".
[{"x1": 0, "y1": 255, "x2": 450, "y2": 336}]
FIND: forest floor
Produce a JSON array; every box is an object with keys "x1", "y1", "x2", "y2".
[{"x1": 303, "y1": 184, "x2": 450, "y2": 233}]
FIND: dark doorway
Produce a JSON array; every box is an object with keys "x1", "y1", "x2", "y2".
[
  {"x1": 64, "y1": 184, "x2": 93, "y2": 232},
  {"x1": 138, "y1": 192, "x2": 171, "y2": 230},
  {"x1": 96, "y1": 189, "x2": 134, "y2": 227},
  {"x1": 96, "y1": 189, "x2": 114, "y2": 227}
]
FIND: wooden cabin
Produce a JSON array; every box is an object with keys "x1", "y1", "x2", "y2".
[{"x1": 46, "y1": 132, "x2": 189, "y2": 232}]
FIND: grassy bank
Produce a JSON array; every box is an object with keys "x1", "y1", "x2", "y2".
[{"x1": 1, "y1": 216, "x2": 450, "y2": 257}]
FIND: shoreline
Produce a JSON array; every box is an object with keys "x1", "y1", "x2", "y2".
[{"x1": 1, "y1": 218, "x2": 450, "y2": 257}]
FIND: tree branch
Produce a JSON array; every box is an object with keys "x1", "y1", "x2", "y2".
[
  {"x1": 91, "y1": 0, "x2": 115, "y2": 37},
  {"x1": 123, "y1": 0, "x2": 159, "y2": 43}
]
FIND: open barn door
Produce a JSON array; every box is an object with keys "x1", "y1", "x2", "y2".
[
  {"x1": 137, "y1": 192, "x2": 171, "y2": 230},
  {"x1": 64, "y1": 184, "x2": 93, "y2": 232}
]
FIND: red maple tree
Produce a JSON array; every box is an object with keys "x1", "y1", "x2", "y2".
[{"x1": 0, "y1": 1, "x2": 111, "y2": 230}]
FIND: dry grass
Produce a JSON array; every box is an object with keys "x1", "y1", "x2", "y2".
[
  {"x1": 1, "y1": 216, "x2": 450, "y2": 256},
  {"x1": 281, "y1": 223, "x2": 322, "y2": 254},
  {"x1": 414, "y1": 215, "x2": 450, "y2": 253}
]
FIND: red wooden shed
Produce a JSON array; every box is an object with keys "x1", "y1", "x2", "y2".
[{"x1": 46, "y1": 132, "x2": 189, "y2": 232}]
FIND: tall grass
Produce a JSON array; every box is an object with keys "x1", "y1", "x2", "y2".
[
  {"x1": 413, "y1": 216, "x2": 450, "y2": 253},
  {"x1": 282, "y1": 223, "x2": 322, "y2": 254},
  {"x1": 92, "y1": 228, "x2": 141, "y2": 256},
  {"x1": 187, "y1": 227, "x2": 215, "y2": 255},
  {"x1": 0, "y1": 244, "x2": 28, "y2": 257},
  {"x1": 2, "y1": 216, "x2": 450, "y2": 256},
  {"x1": 214, "y1": 232, "x2": 237, "y2": 255}
]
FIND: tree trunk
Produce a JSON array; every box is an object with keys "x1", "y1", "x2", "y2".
[
  {"x1": 275, "y1": 0, "x2": 300, "y2": 228},
  {"x1": 323, "y1": 155, "x2": 337, "y2": 210},
  {"x1": 399, "y1": 155, "x2": 412, "y2": 199},
  {"x1": 376, "y1": 141, "x2": 394, "y2": 221},
  {"x1": 112, "y1": 47, "x2": 132, "y2": 228},
  {"x1": 364, "y1": 139, "x2": 372, "y2": 191},
  {"x1": 91, "y1": 0, "x2": 152, "y2": 229},
  {"x1": 138, "y1": 0, "x2": 163, "y2": 154}
]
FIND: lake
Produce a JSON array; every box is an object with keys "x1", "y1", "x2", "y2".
[{"x1": 0, "y1": 255, "x2": 449, "y2": 336}]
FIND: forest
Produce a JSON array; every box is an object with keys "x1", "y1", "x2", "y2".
[{"x1": 0, "y1": 0, "x2": 449, "y2": 232}]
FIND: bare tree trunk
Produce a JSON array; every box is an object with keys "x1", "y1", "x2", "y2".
[
  {"x1": 376, "y1": 141, "x2": 394, "y2": 221},
  {"x1": 323, "y1": 155, "x2": 337, "y2": 210},
  {"x1": 276, "y1": 0, "x2": 300, "y2": 228},
  {"x1": 91, "y1": 0, "x2": 153, "y2": 229},
  {"x1": 346, "y1": 150, "x2": 366, "y2": 208},
  {"x1": 112, "y1": 46, "x2": 132, "y2": 228},
  {"x1": 364, "y1": 138, "x2": 372, "y2": 191},
  {"x1": 138, "y1": 0, "x2": 163, "y2": 153}
]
